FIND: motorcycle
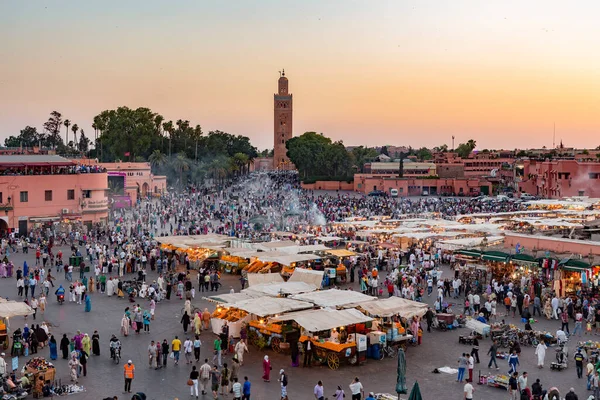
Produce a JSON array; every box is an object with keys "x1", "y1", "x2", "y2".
[{"x1": 57, "y1": 294, "x2": 64, "y2": 305}]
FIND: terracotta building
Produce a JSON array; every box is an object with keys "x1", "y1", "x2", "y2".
[
  {"x1": 352, "y1": 175, "x2": 490, "y2": 196},
  {"x1": 0, "y1": 155, "x2": 109, "y2": 236},
  {"x1": 95, "y1": 161, "x2": 167, "y2": 205},
  {"x1": 273, "y1": 70, "x2": 293, "y2": 170},
  {"x1": 517, "y1": 159, "x2": 600, "y2": 198}
]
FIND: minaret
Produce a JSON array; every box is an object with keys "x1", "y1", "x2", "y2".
[{"x1": 273, "y1": 69, "x2": 293, "y2": 170}]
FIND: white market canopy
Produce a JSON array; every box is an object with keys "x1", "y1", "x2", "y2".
[
  {"x1": 204, "y1": 292, "x2": 262, "y2": 304},
  {"x1": 354, "y1": 297, "x2": 428, "y2": 319},
  {"x1": 270, "y1": 308, "x2": 373, "y2": 332},
  {"x1": 228, "y1": 297, "x2": 314, "y2": 317},
  {"x1": 291, "y1": 289, "x2": 376, "y2": 308},
  {"x1": 247, "y1": 273, "x2": 284, "y2": 287},
  {"x1": 0, "y1": 299, "x2": 34, "y2": 318},
  {"x1": 314, "y1": 236, "x2": 343, "y2": 242},
  {"x1": 244, "y1": 281, "x2": 318, "y2": 297},
  {"x1": 156, "y1": 234, "x2": 230, "y2": 250},
  {"x1": 437, "y1": 236, "x2": 505, "y2": 251},
  {"x1": 288, "y1": 268, "x2": 324, "y2": 288}
]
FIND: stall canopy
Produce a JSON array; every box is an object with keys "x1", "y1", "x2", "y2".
[
  {"x1": 247, "y1": 273, "x2": 284, "y2": 287},
  {"x1": 455, "y1": 249, "x2": 482, "y2": 258},
  {"x1": 560, "y1": 258, "x2": 592, "y2": 272},
  {"x1": 204, "y1": 292, "x2": 262, "y2": 304},
  {"x1": 291, "y1": 289, "x2": 376, "y2": 308},
  {"x1": 326, "y1": 249, "x2": 357, "y2": 257},
  {"x1": 314, "y1": 236, "x2": 343, "y2": 242},
  {"x1": 354, "y1": 297, "x2": 428, "y2": 319},
  {"x1": 510, "y1": 253, "x2": 538, "y2": 266},
  {"x1": 229, "y1": 297, "x2": 314, "y2": 317},
  {"x1": 0, "y1": 299, "x2": 34, "y2": 318},
  {"x1": 482, "y1": 251, "x2": 510, "y2": 262},
  {"x1": 244, "y1": 281, "x2": 318, "y2": 297},
  {"x1": 270, "y1": 308, "x2": 373, "y2": 332},
  {"x1": 288, "y1": 268, "x2": 324, "y2": 288}
]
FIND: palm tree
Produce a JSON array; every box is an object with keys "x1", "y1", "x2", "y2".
[
  {"x1": 232, "y1": 153, "x2": 249, "y2": 176},
  {"x1": 63, "y1": 119, "x2": 71, "y2": 146},
  {"x1": 171, "y1": 153, "x2": 190, "y2": 186},
  {"x1": 467, "y1": 139, "x2": 477, "y2": 151},
  {"x1": 148, "y1": 150, "x2": 167, "y2": 170},
  {"x1": 71, "y1": 124, "x2": 79, "y2": 150},
  {"x1": 162, "y1": 121, "x2": 174, "y2": 157}
]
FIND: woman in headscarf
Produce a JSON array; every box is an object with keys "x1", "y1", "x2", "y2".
[
  {"x1": 60, "y1": 334, "x2": 70, "y2": 359},
  {"x1": 88, "y1": 276, "x2": 94, "y2": 293},
  {"x1": 81, "y1": 333, "x2": 91, "y2": 355},
  {"x1": 23, "y1": 261, "x2": 29, "y2": 279},
  {"x1": 91, "y1": 330, "x2": 100, "y2": 356},
  {"x1": 35, "y1": 324, "x2": 48, "y2": 347},
  {"x1": 72, "y1": 331, "x2": 83, "y2": 351},
  {"x1": 202, "y1": 308, "x2": 211, "y2": 330},
  {"x1": 121, "y1": 314, "x2": 130, "y2": 337},
  {"x1": 194, "y1": 312, "x2": 202, "y2": 335},
  {"x1": 262, "y1": 355, "x2": 271, "y2": 382},
  {"x1": 68, "y1": 353, "x2": 79, "y2": 383},
  {"x1": 184, "y1": 299, "x2": 192, "y2": 316},
  {"x1": 22, "y1": 324, "x2": 30, "y2": 342},
  {"x1": 84, "y1": 293, "x2": 92, "y2": 312},
  {"x1": 48, "y1": 335, "x2": 58, "y2": 360}
]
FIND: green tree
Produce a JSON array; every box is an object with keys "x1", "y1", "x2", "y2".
[
  {"x1": 232, "y1": 152, "x2": 249, "y2": 175},
  {"x1": 148, "y1": 150, "x2": 167, "y2": 170},
  {"x1": 351, "y1": 146, "x2": 378, "y2": 172},
  {"x1": 78, "y1": 130, "x2": 90, "y2": 153},
  {"x1": 43, "y1": 111, "x2": 64, "y2": 148},
  {"x1": 286, "y1": 132, "x2": 353, "y2": 181},
  {"x1": 71, "y1": 124, "x2": 79, "y2": 150},
  {"x1": 4, "y1": 126, "x2": 45, "y2": 148},
  {"x1": 416, "y1": 147, "x2": 433, "y2": 160},
  {"x1": 455, "y1": 139, "x2": 477, "y2": 158},
  {"x1": 63, "y1": 119, "x2": 71, "y2": 145},
  {"x1": 433, "y1": 144, "x2": 448, "y2": 152},
  {"x1": 171, "y1": 153, "x2": 191, "y2": 186},
  {"x1": 380, "y1": 146, "x2": 389, "y2": 156}
]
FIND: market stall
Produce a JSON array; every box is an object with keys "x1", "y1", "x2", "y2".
[
  {"x1": 0, "y1": 299, "x2": 34, "y2": 350},
  {"x1": 22, "y1": 357, "x2": 56, "y2": 397},
  {"x1": 270, "y1": 308, "x2": 373, "y2": 369},
  {"x1": 291, "y1": 288, "x2": 376, "y2": 308}
]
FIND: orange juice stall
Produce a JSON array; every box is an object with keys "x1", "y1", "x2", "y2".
[
  {"x1": 156, "y1": 234, "x2": 230, "y2": 270},
  {"x1": 269, "y1": 308, "x2": 372, "y2": 369}
]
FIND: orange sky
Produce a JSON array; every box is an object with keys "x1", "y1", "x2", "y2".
[{"x1": 1, "y1": 1, "x2": 600, "y2": 150}]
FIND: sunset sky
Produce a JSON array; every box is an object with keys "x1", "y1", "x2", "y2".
[{"x1": 2, "y1": 1, "x2": 600, "y2": 150}]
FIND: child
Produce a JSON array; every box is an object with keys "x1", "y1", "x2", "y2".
[
  {"x1": 417, "y1": 327, "x2": 423, "y2": 345},
  {"x1": 228, "y1": 335, "x2": 235, "y2": 354},
  {"x1": 586, "y1": 321, "x2": 592, "y2": 335}
]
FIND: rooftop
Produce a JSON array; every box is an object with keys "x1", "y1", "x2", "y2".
[{"x1": 0, "y1": 155, "x2": 74, "y2": 166}]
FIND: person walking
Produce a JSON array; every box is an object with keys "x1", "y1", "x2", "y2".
[
  {"x1": 183, "y1": 337, "x2": 193, "y2": 364},
  {"x1": 193, "y1": 335, "x2": 202, "y2": 362},
  {"x1": 148, "y1": 341, "x2": 156, "y2": 368},
  {"x1": 349, "y1": 377, "x2": 364, "y2": 400},
  {"x1": 123, "y1": 360, "x2": 135, "y2": 394},
  {"x1": 463, "y1": 381, "x2": 474, "y2": 400},
  {"x1": 189, "y1": 365, "x2": 199, "y2": 399},
  {"x1": 508, "y1": 350, "x2": 520, "y2": 374},
  {"x1": 171, "y1": 336, "x2": 182, "y2": 365},
  {"x1": 279, "y1": 369, "x2": 288, "y2": 400},
  {"x1": 210, "y1": 365, "x2": 221, "y2": 400},
  {"x1": 234, "y1": 339, "x2": 248, "y2": 365},
  {"x1": 535, "y1": 341, "x2": 547, "y2": 368},
  {"x1": 213, "y1": 336, "x2": 222, "y2": 367},
  {"x1": 574, "y1": 348, "x2": 585, "y2": 379},
  {"x1": 242, "y1": 376, "x2": 251, "y2": 400},
  {"x1": 508, "y1": 372, "x2": 519, "y2": 400},
  {"x1": 262, "y1": 355, "x2": 271, "y2": 382},
  {"x1": 457, "y1": 353, "x2": 467, "y2": 383},
  {"x1": 470, "y1": 337, "x2": 479, "y2": 363},
  {"x1": 161, "y1": 339, "x2": 169, "y2": 368},
  {"x1": 232, "y1": 377, "x2": 242, "y2": 400},
  {"x1": 314, "y1": 380, "x2": 325, "y2": 400},
  {"x1": 303, "y1": 339, "x2": 313, "y2": 367},
  {"x1": 467, "y1": 354, "x2": 474, "y2": 383},
  {"x1": 487, "y1": 341, "x2": 499, "y2": 369},
  {"x1": 220, "y1": 363, "x2": 230, "y2": 396},
  {"x1": 199, "y1": 359, "x2": 211, "y2": 396}
]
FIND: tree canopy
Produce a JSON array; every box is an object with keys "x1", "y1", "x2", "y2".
[
  {"x1": 286, "y1": 132, "x2": 354, "y2": 181},
  {"x1": 456, "y1": 139, "x2": 477, "y2": 158}
]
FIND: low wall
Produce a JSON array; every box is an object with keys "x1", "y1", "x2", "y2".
[
  {"x1": 504, "y1": 233, "x2": 600, "y2": 256},
  {"x1": 301, "y1": 181, "x2": 355, "y2": 191}
]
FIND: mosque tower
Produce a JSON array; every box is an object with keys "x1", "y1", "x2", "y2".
[{"x1": 273, "y1": 69, "x2": 293, "y2": 170}]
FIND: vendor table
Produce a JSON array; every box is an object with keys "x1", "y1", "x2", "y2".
[{"x1": 299, "y1": 335, "x2": 358, "y2": 369}]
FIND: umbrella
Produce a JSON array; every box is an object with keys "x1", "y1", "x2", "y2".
[
  {"x1": 396, "y1": 348, "x2": 407, "y2": 394},
  {"x1": 407, "y1": 381, "x2": 422, "y2": 400}
]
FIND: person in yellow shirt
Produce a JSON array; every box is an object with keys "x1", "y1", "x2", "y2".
[{"x1": 171, "y1": 336, "x2": 182, "y2": 365}]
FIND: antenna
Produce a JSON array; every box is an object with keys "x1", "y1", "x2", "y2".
[
  {"x1": 553, "y1": 122, "x2": 555, "y2": 149},
  {"x1": 452, "y1": 136, "x2": 455, "y2": 152}
]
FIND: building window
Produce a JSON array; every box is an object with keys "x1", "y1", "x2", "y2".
[
  {"x1": 45, "y1": 190, "x2": 53, "y2": 201},
  {"x1": 0, "y1": 193, "x2": 2, "y2": 203},
  {"x1": 20, "y1": 191, "x2": 28, "y2": 202},
  {"x1": 83, "y1": 190, "x2": 92, "y2": 199},
  {"x1": 67, "y1": 189, "x2": 75, "y2": 200}
]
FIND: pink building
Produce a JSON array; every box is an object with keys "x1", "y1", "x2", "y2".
[
  {"x1": 517, "y1": 159, "x2": 600, "y2": 198},
  {"x1": 0, "y1": 155, "x2": 109, "y2": 236},
  {"x1": 353, "y1": 175, "x2": 490, "y2": 196},
  {"x1": 504, "y1": 232, "x2": 600, "y2": 257},
  {"x1": 96, "y1": 161, "x2": 167, "y2": 204}
]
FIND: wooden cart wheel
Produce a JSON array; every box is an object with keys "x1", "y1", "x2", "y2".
[
  {"x1": 271, "y1": 337, "x2": 282, "y2": 353},
  {"x1": 327, "y1": 352, "x2": 340, "y2": 370}
]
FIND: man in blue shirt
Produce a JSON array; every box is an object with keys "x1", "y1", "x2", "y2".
[
  {"x1": 365, "y1": 392, "x2": 376, "y2": 400},
  {"x1": 242, "y1": 376, "x2": 251, "y2": 400}
]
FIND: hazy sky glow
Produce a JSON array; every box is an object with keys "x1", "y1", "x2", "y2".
[{"x1": 2, "y1": 1, "x2": 600, "y2": 150}]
